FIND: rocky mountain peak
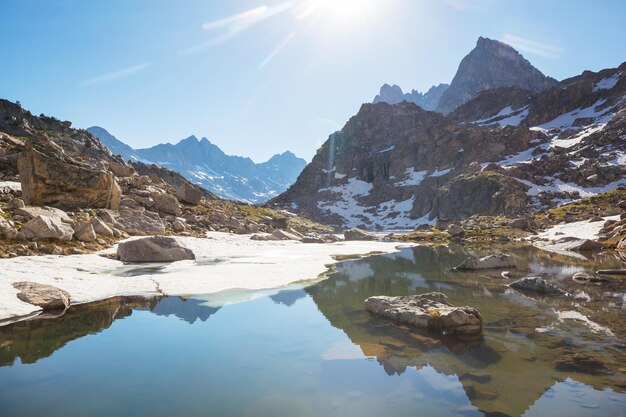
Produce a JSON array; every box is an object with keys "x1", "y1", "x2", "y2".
[
  {"x1": 436, "y1": 37, "x2": 558, "y2": 114},
  {"x1": 373, "y1": 83, "x2": 449, "y2": 111}
]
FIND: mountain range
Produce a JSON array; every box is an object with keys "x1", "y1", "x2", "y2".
[
  {"x1": 373, "y1": 37, "x2": 559, "y2": 114},
  {"x1": 273, "y1": 37, "x2": 626, "y2": 229},
  {"x1": 87, "y1": 127, "x2": 306, "y2": 204}
]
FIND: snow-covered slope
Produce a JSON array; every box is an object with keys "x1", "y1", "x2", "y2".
[
  {"x1": 88, "y1": 128, "x2": 306, "y2": 203},
  {"x1": 273, "y1": 61, "x2": 626, "y2": 230}
]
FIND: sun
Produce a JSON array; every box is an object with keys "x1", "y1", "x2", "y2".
[
  {"x1": 294, "y1": 0, "x2": 379, "y2": 27},
  {"x1": 324, "y1": 0, "x2": 366, "y2": 22}
]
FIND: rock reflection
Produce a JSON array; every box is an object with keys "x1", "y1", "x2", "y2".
[{"x1": 307, "y1": 244, "x2": 626, "y2": 416}]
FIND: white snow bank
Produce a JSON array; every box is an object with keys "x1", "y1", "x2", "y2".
[
  {"x1": 593, "y1": 72, "x2": 621, "y2": 92},
  {"x1": 538, "y1": 215, "x2": 620, "y2": 241},
  {"x1": 0, "y1": 181, "x2": 21, "y2": 191},
  {"x1": 0, "y1": 232, "x2": 409, "y2": 323}
]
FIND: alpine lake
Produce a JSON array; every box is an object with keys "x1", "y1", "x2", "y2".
[{"x1": 1, "y1": 244, "x2": 626, "y2": 417}]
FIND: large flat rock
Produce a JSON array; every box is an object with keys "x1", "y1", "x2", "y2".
[{"x1": 365, "y1": 292, "x2": 483, "y2": 337}]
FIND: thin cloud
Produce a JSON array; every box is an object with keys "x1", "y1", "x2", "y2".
[
  {"x1": 181, "y1": 2, "x2": 293, "y2": 55},
  {"x1": 81, "y1": 62, "x2": 151, "y2": 86},
  {"x1": 501, "y1": 34, "x2": 562, "y2": 59}
]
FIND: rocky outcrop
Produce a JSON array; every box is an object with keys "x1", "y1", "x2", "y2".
[
  {"x1": 18, "y1": 136, "x2": 121, "y2": 209},
  {"x1": 364, "y1": 292, "x2": 483, "y2": 337},
  {"x1": 437, "y1": 37, "x2": 558, "y2": 114},
  {"x1": 117, "y1": 236, "x2": 196, "y2": 262},
  {"x1": 21, "y1": 215, "x2": 74, "y2": 240},
  {"x1": 12, "y1": 281, "x2": 70, "y2": 310},
  {"x1": 344, "y1": 228, "x2": 376, "y2": 241},
  {"x1": 509, "y1": 277, "x2": 567, "y2": 295},
  {"x1": 455, "y1": 254, "x2": 516, "y2": 270}
]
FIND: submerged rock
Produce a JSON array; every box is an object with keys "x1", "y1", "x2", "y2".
[
  {"x1": 455, "y1": 254, "x2": 515, "y2": 270},
  {"x1": 117, "y1": 236, "x2": 195, "y2": 262},
  {"x1": 364, "y1": 292, "x2": 483, "y2": 337},
  {"x1": 12, "y1": 281, "x2": 70, "y2": 310},
  {"x1": 572, "y1": 272, "x2": 609, "y2": 284},
  {"x1": 344, "y1": 228, "x2": 376, "y2": 241},
  {"x1": 509, "y1": 277, "x2": 567, "y2": 295}
]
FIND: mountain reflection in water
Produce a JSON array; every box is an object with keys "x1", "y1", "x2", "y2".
[{"x1": 1, "y1": 244, "x2": 625, "y2": 417}]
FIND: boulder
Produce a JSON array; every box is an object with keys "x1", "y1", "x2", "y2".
[
  {"x1": 152, "y1": 192, "x2": 181, "y2": 216},
  {"x1": 73, "y1": 223, "x2": 97, "y2": 242},
  {"x1": 22, "y1": 215, "x2": 74, "y2": 240},
  {"x1": 12, "y1": 281, "x2": 70, "y2": 310},
  {"x1": 251, "y1": 233, "x2": 281, "y2": 241},
  {"x1": 509, "y1": 277, "x2": 567, "y2": 295},
  {"x1": 572, "y1": 272, "x2": 609, "y2": 284},
  {"x1": 98, "y1": 209, "x2": 165, "y2": 235},
  {"x1": 18, "y1": 135, "x2": 121, "y2": 209},
  {"x1": 364, "y1": 292, "x2": 483, "y2": 337},
  {"x1": 107, "y1": 161, "x2": 134, "y2": 177},
  {"x1": 272, "y1": 229, "x2": 303, "y2": 241},
  {"x1": 344, "y1": 227, "x2": 376, "y2": 241},
  {"x1": 175, "y1": 182, "x2": 203, "y2": 205},
  {"x1": 15, "y1": 206, "x2": 71, "y2": 222},
  {"x1": 446, "y1": 224, "x2": 464, "y2": 236},
  {"x1": 455, "y1": 254, "x2": 515, "y2": 270},
  {"x1": 91, "y1": 218, "x2": 115, "y2": 238},
  {"x1": 117, "y1": 236, "x2": 196, "y2": 262},
  {"x1": 0, "y1": 217, "x2": 18, "y2": 239}
]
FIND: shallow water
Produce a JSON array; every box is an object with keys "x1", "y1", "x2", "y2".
[{"x1": 1, "y1": 245, "x2": 625, "y2": 417}]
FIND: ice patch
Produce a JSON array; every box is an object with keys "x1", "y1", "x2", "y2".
[{"x1": 0, "y1": 233, "x2": 409, "y2": 322}]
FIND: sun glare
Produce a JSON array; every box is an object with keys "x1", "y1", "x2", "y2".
[{"x1": 294, "y1": 0, "x2": 378, "y2": 27}]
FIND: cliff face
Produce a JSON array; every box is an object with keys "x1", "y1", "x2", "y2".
[
  {"x1": 271, "y1": 62, "x2": 626, "y2": 229},
  {"x1": 436, "y1": 37, "x2": 558, "y2": 114}
]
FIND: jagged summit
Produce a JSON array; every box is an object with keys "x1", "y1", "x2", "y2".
[
  {"x1": 88, "y1": 127, "x2": 306, "y2": 203},
  {"x1": 373, "y1": 83, "x2": 449, "y2": 111},
  {"x1": 436, "y1": 36, "x2": 558, "y2": 114},
  {"x1": 373, "y1": 37, "x2": 558, "y2": 115}
]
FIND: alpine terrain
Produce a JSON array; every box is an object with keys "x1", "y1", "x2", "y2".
[
  {"x1": 272, "y1": 37, "x2": 626, "y2": 230},
  {"x1": 87, "y1": 127, "x2": 307, "y2": 203}
]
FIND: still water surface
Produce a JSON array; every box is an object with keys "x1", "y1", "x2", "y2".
[{"x1": 1, "y1": 245, "x2": 625, "y2": 417}]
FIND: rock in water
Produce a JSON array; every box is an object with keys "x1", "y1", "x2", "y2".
[
  {"x1": 509, "y1": 277, "x2": 566, "y2": 295},
  {"x1": 344, "y1": 228, "x2": 376, "y2": 241},
  {"x1": 22, "y1": 215, "x2": 74, "y2": 240},
  {"x1": 18, "y1": 135, "x2": 121, "y2": 209},
  {"x1": 117, "y1": 236, "x2": 195, "y2": 262},
  {"x1": 455, "y1": 254, "x2": 515, "y2": 270},
  {"x1": 12, "y1": 281, "x2": 70, "y2": 310},
  {"x1": 364, "y1": 292, "x2": 483, "y2": 337}
]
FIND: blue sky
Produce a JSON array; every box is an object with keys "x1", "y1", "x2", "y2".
[{"x1": 2, "y1": 0, "x2": 625, "y2": 161}]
